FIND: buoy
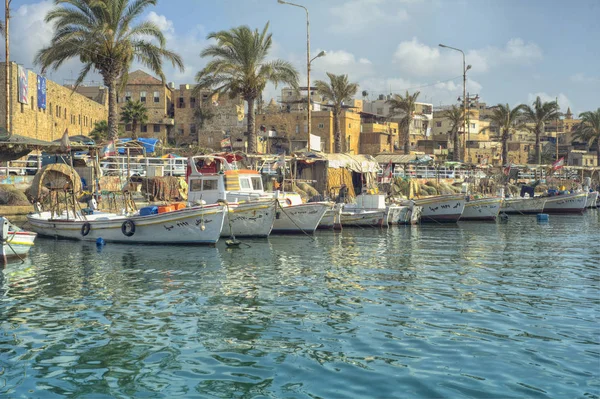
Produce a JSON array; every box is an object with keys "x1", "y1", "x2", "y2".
[
  {"x1": 96, "y1": 237, "x2": 106, "y2": 246},
  {"x1": 536, "y1": 213, "x2": 549, "y2": 222},
  {"x1": 225, "y1": 239, "x2": 242, "y2": 247},
  {"x1": 499, "y1": 213, "x2": 509, "y2": 222}
]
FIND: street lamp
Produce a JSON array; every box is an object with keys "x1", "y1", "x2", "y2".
[
  {"x1": 439, "y1": 43, "x2": 471, "y2": 162},
  {"x1": 278, "y1": 0, "x2": 325, "y2": 150}
]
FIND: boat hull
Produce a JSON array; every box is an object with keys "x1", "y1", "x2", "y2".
[
  {"x1": 460, "y1": 198, "x2": 503, "y2": 221},
  {"x1": 501, "y1": 198, "x2": 547, "y2": 215},
  {"x1": 340, "y1": 209, "x2": 385, "y2": 227},
  {"x1": 414, "y1": 195, "x2": 465, "y2": 223},
  {"x1": 585, "y1": 191, "x2": 598, "y2": 208},
  {"x1": 272, "y1": 202, "x2": 332, "y2": 234},
  {"x1": 385, "y1": 205, "x2": 418, "y2": 225},
  {"x1": 318, "y1": 205, "x2": 342, "y2": 229},
  {"x1": 27, "y1": 205, "x2": 225, "y2": 244},
  {"x1": 543, "y1": 193, "x2": 588, "y2": 214},
  {"x1": 221, "y1": 200, "x2": 276, "y2": 238},
  {"x1": 1, "y1": 231, "x2": 37, "y2": 257}
]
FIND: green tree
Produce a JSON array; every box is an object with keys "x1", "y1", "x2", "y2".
[
  {"x1": 314, "y1": 73, "x2": 359, "y2": 153},
  {"x1": 443, "y1": 105, "x2": 464, "y2": 162},
  {"x1": 194, "y1": 22, "x2": 299, "y2": 154},
  {"x1": 387, "y1": 91, "x2": 421, "y2": 155},
  {"x1": 486, "y1": 103, "x2": 527, "y2": 166},
  {"x1": 90, "y1": 120, "x2": 109, "y2": 142},
  {"x1": 120, "y1": 100, "x2": 148, "y2": 139},
  {"x1": 572, "y1": 108, "x2": 600, "y2": 166},
  {"x1": 35, "y1": 0, "x2": 183, "y2": 141},
  {"x1": 522, "y1": 96, "x2": 560, "y2": 164}
]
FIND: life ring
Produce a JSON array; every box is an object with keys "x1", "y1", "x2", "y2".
[
  {"x1": 284, "y1": 198, "x2": 292, "y2": 206},
  {"x1": 81, "y1": 222, "x2": 91, "y2": 236},
  {"x1": 121, "y1": 220, "x2": 136, "y2": 237}
]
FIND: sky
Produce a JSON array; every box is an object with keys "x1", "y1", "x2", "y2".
[{"x1": 7, "y1": 0, "x2": 600, "y2": 115}]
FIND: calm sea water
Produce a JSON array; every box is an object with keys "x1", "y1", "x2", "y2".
[{"x1": 1, "y1": 212, "x2": 599, "y2": 398}]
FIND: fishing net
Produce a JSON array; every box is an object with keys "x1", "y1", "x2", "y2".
[
  {"x1": 27, "y1": 164, "x2": 82, "y2": 202},
  {"x1": 326, "y1": 168, "x2": 356, "y2": 199},
  {"x1": 140, "y1": 177, "x2": 188, "y2": 202}
]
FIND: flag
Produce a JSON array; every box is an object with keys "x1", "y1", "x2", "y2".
[
  {"x1": 552, "y1": 157, "x2": 564, "y2": 171},
  {"x1": 503, "y1": 164, "x2": 511, "y2": 176},
  {"x1": 220, "y1": 137, "x2": 232, "y2": 149},
  {"x1": 60, "y1": 130, "x2": 71, "y2": 153},
  {"x1": 102, "y1": 141, "x2": 116, "y2": 158}
]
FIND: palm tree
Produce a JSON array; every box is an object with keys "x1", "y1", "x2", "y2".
[
  {"x1": 486, "y1": 103, "x2": 527, "y2": 166},
  {"x1": 387, "y1": 91, "x2": 421, "y2": 155},
  {"x1": 35, "y1": 0, "x2": 183, "y2": 141},
  {"x1": 572, "y1": 108, "x2": 600, "y2": 166},
  {"x1": 120, "y1": 100, "x2": 148, "y2": 139},
  {"x1": 314, "y1": 73, "x2": 358, "y2": 153},
  {"x1": 443, "y1": 105, "x2": 464, "y2": 162},
  {"x1": 194, "y1": 22, "x2": 298, "y2": 154},
  {"x1": 522, "y1": 96, "x2": 560, "y2": 164},
  {"x1": 90, "y1": 120, "x2": 109, "y2": 142}
]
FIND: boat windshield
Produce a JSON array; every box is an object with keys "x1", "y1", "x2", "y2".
[{"x1": 251, "y1": 177, "x2": 263, "y2": 191}]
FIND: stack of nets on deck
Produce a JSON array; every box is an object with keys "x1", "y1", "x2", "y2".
[{"x1": 140, "y1": 177, "x2": 188, "y2": 202}]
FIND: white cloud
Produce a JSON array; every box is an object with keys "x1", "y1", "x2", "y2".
[
  {"x1": 570, "y1": 73, "x2": 599, "y2": 83},
  {"x1": 329, "y1": 0, "x2": 409, "y2": 33}
]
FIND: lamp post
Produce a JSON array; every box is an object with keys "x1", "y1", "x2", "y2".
[
  {"x1": 278, "y1": 0, "x2": 325, "y2": 150},
  {"x1": 5, "y1": 0, "x2": 12, "y2": 136},
  {"x1": 439, "y1": 44, "x2": 471, "y2": 162}
]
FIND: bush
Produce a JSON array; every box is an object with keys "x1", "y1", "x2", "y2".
[{"x1": 0, "y1": 185, "x2": 30, "y2": 206}]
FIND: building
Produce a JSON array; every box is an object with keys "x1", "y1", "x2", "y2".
[
  {"x1": 0, "y1": 62, "x2": 108, "y2": 142},
  {"x1": 118, "y1": 70, "x2": 174, "y2": 141},
  {"x1": 358, "y1": 112, "x2": 399, "y2": 155},
  {"x1": 569, "y1": 150, "x2": 598, "y2": 167}
]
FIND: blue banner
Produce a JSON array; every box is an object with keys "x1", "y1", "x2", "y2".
[{"x1": 37, "y1": 75, "x2": 47, "y2": 110}]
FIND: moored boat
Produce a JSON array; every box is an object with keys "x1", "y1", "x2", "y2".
[
  {"x1": 1, "y1": 217, "x2": 37, "y2": 261},
  {"x1": 404, "y1": 195, "x2": 465, "y2": 223},
  {"x1": 542, "y1": 192, "x2": 588, "y2": 214},
  {"x1": 500, "y1": 197, "x2": 547, "y2": 215},
  {"x1": 460, "y1": 197, "x2": 503, "y2": 221},
  {"x1": 585, "y1": 191, "x2": 598, "y2": 208}
]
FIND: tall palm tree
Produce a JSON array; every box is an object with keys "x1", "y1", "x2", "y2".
[
  {"x1": 443, "y1": 105, "x2": 464, "y2": 162},
  {"x1": 572, "y1": 108, "x2": 600, "y2": 166},
  {"x1": 486, "y1": 103, "x2": 527, "y2": 166},
  {"x1": 35, "y1": 0, "x2": 183, "y2": 141},
  {"x1": 387, "y1": 91, "x2": 420, "y2": 155},
  {"x1": 522, "y1": 96, "x2": 560, "y2": 164},
  {"x1": 314, "y1": 73, "x2": 358, "y2": 153},
  {"x1": 194, "y1": 22, "x2": 298, "y2": 154},
  {"x1": 120, "y1": 100, "x2": 148, "y2": 138}
]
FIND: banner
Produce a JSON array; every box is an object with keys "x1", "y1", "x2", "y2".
[
  {"x1": 37, "y1": 75, "x2": 47, "y2": 109},
  {"x1": 18, "y1": 65, "x2": 28, "y2": 104},
  {"x1": 220, "y1": 137, "x2": 232, "y2": 149}
]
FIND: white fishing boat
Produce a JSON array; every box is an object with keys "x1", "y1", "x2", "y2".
[
  {"x1": 500, "y1": 197, "x2": 547, "y2": 215},
  {"x1": 220, "y1": 200, "x2": 277, "y2": 238},
  {"x1": 1, "y1": 217, "x2": 37, "y2": 261},
  {"x1": 542, "y1": 192, "x2": 588, "y2": 214},
  {"x1": 27, "y1": 204, "x2": 226, "y2": 244},
  {"x1": 585, "y1": 191, "x2": 598, "y2": 208},
  {"x1": 188, "y1": 155, "x2": 332, "y2": 234},
  {"x1": 385, "y1": 203, "x2": 422, "y2": 225},
  {"x1": 460, "y1": 197, "x2": 503, "y2": 221},
  {"x1": 402, "y1": 195, "x2": 465, "y2": 223},
  {"x1": 318, "y1": 204, "x2": 342, "y2": 229}
]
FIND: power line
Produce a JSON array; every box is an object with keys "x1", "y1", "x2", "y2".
[{"x1": 362, "y1": 75, "x2": 463, "y2": 96}]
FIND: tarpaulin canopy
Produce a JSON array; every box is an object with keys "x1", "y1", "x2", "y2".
[
  {"x1": 298, "y1": 152, "x2": 379, "y2": 173},
  {"x1": 161, "y1": 153, "x2": 183, "y2": 159},
  {"x1": 116, "y1": 138, "x2": 161, "y2": 154}
]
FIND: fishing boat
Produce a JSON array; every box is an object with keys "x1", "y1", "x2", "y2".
[
  {"x1": 188, "y1": 155, "x2": 332, "y2": 234},
  {"x1": 500, "y1": 197, "x2": 547, "y2": 215},
  {"x1": 402, "y1": 195, "x2": 465, "y2": 223},
  {"x1": 385, "y1": 203, "x2": 422, "y2": 225},
  {"x1": 460, "y1": 197, "x2": 503, "y2": 221},
  {"x1": 27, "y1": 204, "x2": 226, "y2": 244},
  {"x1": 585, "y1": 191, "x2": 598, "y2": 208},
  {"x1": 318, "y1": 204, "x2": 343, "y2": 229},
  {"x1": 1, "y1": 217, "x2": 37, "y2": 261},
  {"x1": 542, "y1": 192, "x2": 588, "y2": 214}
]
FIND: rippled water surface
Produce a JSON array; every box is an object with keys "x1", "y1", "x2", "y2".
[{"x1": 1, "y1": 212, "x2": 599, "y2": 398}]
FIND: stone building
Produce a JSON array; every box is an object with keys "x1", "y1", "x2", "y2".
[
  {"x1": 358, "y1": 112, "x2": 399, "y2": 155},
  {"x1": 117, "y1": 70, "x2": 174, "y2": 141},
  {"x1": 0, "y1": 62, "x2": 108, "y2": 142}
]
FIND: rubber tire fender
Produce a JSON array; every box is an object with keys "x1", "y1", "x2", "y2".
[
  {"x1": 121, "y1": 220, "x2": 136, "y2": 237},
  {"x1": 81, "y1": 222, "x2": 91, "y2": 236}
]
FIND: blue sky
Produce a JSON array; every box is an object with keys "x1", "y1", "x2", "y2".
[{"x1": 9, "y1": 0, "x2": 600, "y2": 115}]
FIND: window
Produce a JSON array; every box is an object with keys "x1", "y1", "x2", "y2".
[
  {"x1": 295, "y1": 125, "x2": 299, "y2": 133},
  {"x1": 31, "y1": 97, "x2": 34, "y2": 110},
  {"x1": 318, "y1": 123, "x2": 324, "y2": 128},
  {"x1": 190, "y1": 97, "x2": 196, "y2": 108},
  {"x1": 140, "y1": 91, "x2": 146, "y2": 102},
  {"x1": 349, "y1": 123, "x2": 352, "y2": 128},
  {"x1": 125, "y1": 91, "x2": 132, "y2": 101},
  {"x1": 376, "y1": 108, "x2": 384, "y2": 115},
  {"x1": 436, "y1": 121, "x2": 442, "y2": 127},
  {"x1": 203, "y1": 179, "x2": 218, "y2": 191},
  {"x1": 49, "y1": 103, "x2": 52, "y2": 115},
  {"x1": 239, "y1": 178, "x2": 251, "y2": 189},
  {"x1": 471, "y1": 123, "x2": 476, "y2": 129},
  {"x1": 141, "y1": 125, "x2": 147, "y2": 133},
  {"x1": 79, "y1": 114, "x2": 81, "y2": 125},
  {"x1": 178, "y1": 97, "x2": 185, "y2": 108},
  {"x1": 21, "y1": 103, "x2": 24, "y2": 113},
  {"x1": 153, "y1": 124, "x2": 161, "y2": 133},
  {"x1": 190, "y1": 179, "x2": 203, "y2": 191},
  {"x1": 251, "y1": 177, "x2": 263, "y2": 191},
  {"x1": 190, "y1": 124, "x2": 197, "y2": 134},
  {"x1": 64, "y1": 108, "x2": 67, "y2": 119},
  {"x1": 154, "y1": 91, "x2": 160, "y2": 103},
  {"x1": 125, "y1": 124, "x2": 132, "y2": 131}
]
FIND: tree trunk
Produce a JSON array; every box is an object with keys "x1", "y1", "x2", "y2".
[
  {"x1": 502, "y1": 130, "x2": 508, "y2": 166},
  {"x1": 535, "y1": 125, "x2": 542, "y2": 164},
  {"x1": 453, "y1": 128, "x2": 460, "y2": 161},
  {"x1": 597, "y1": 137, "x2": 600, "y2": 167},
  {"x1": 403, "y1": 119, "x2": 410, "y2": 155},
  {"x1": 132, "y1": 120, "x2": 138, "y2": 140},
  {"x1": 246, "y1": 97, "x2": 256, "y2": 154},
  {"x1": 107, "y1": 79, "x2": 119, "y2": 141},
  {"x1": 334, "y1": 111, "x2": 342, "y2": 153}
]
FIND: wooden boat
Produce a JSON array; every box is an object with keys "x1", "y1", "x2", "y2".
[
  {"x1": 460, "y1": 197, "x2": 503, "y2": 221},
  {"x1": 27, "y1": 204, "x2": 225, "y2": 244},
  {"x1": 542, "y1": 192, "x2": 588, "y2": 214},
  {"x1": 585, "y1": 191, "x2": 598, "y2": 208},
  {"x1": 500, "y1": 197, "x2": 547, "y2": 215},
  {"x1": 385, "y1": 203, "x2": 422, "y2": 225},
  {"x1": 1, "y1": 217, "x2": 36, "y2": 261},
  {"x1": 318, "y1": 204, "x2": 342, "y2": 229},
  {"x1": 189, "y1": 155, "x2": 332, "y2": 234},
  {"x1": 403, "y1": 195, "x2": 465, "y2": 223}
]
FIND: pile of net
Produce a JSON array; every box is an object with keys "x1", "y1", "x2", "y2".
[
  {"x1": 0, "y1": 185, "x2": 30, "y2": 206},
  {"x1": 139, "y1": 177, "x2": 188, "y2": 201},
  {"x1": 26, "y1": 164, "x2": 82, "y2": 203}
]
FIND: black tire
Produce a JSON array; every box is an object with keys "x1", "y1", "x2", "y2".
[
  {"x1": 81, "y1": 222, "x2": 91, "y2": 236},
  {"x1": 121, "y1": 220, "x2": 136, "y2": 237}
]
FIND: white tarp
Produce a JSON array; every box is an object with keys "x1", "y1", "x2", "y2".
[
  {"x1": 324, "y1": 153, "x2": 379, "y2": 173},
  {"x1": 309, "y1": 134, "x2": 321, "y2": 151}
]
